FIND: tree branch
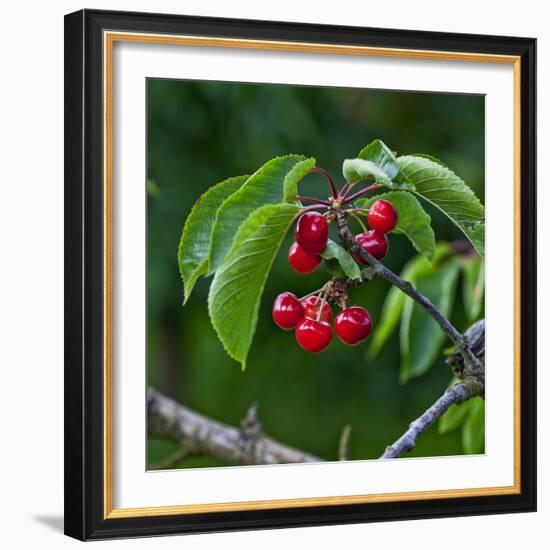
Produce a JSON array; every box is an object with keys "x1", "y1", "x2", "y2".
[
  {"x1": 149, "y1": 315, "x2": 485, "y2": 464},
  {"x1": 147, "y1": 387, "x2": 322, "y2": 466},
  {"x1": 380, "y1": 378, "x2": 484, "y2": 458},
  {"x1": 150, "y1": 446, "x2": 194, "y2": 470},
  {"x1": 334, "y1": 210, "x2": 482, "y2": 375},
  {"x1": 149, "y1": 315, "x2": 484, "y2": 464},
  {"x1": 338, "y1": 425, "x2": 352, "y2": 461},
  {"x1": 380, "y1": 319, "x2": 485, "y2": 458}
]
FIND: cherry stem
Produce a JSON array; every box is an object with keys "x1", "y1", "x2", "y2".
[
  {"x1": 350, "y1": 213, "x2": 368, "y2": 233},
  {"x1": 310, "y1": 167, "x2": 338, "y2": 198},
  {"x1": 316, "y1": 294, "x2": 327, "y2": 322},
  {"x1": 299, "y1": 287, "x2": 325, "y2": 301},
  {"x1": 296, "y1": 195, "x2": 331, "y2": 206},
  {"x1": 339, "y1": 183, "x2": 351, "y2": 199},
  {"x1": 299, "y1": 204, "x2": 330, "y2": 215},
  {"x1": 342, "y1": 183, "x2": 383, "y2": 204}
]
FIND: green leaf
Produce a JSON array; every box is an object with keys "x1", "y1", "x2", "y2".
[
  {"x1": 399, "y1": 259, "x2": 460, "y2": 382},
  {"x1": 399, "y1": 290, "x2": 415, "y2": 381},
  {"x1": 283, "y1": 157, "x2": 316, "y2": 202},
  {"x1": 463, "y1": 222, "x2": 485, "y2": 259},
  {"x1": 462, "y1": 397, "x2": 485, "y2": 454},
  {"x1": 147, "y1": 179, "x2": 161, "y2": 199},
  {"x1": 439, "y1": 399, "x2": 473, "y2": 434},
  {"x1": 370, "y1": 285, "x2": 407, "y2": 359},
  {"x1": 178, "y1": 175, "x2": 249, "y2": 303},
  {"x1": 208, "y1": 203, "x2": 300, "y2": 369},
  {"x1": 342, "y1": 159, "x2": 396, "y2": 188},
  {"x1": 367, "y1": 243, "x2": 451, "y2": 360},
  {"x1": 358, "y1": 191, "x2": 436, "y2": 260},
  {"x1": 396, "y1": 155, "x2": 485, "y2": 258},
  {"x1": 208, "y1": 155, "x2": 314, "y2": 272},
  {"x1": 321, "y1": 240, "x2": 362, "y2": 281},
  {"x1": 357, "y1": 139, "x2": 399, "y2": 180},
  {"x1": 462, "y1": 258, "x2": 485, "y2": 322},
  {"x1": 367, "y1": 254, "x2": 433, "y2": 359}
]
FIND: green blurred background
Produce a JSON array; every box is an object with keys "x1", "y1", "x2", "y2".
[{"x1": 146, "y1": 79, "x2": 484, "y2": 469}]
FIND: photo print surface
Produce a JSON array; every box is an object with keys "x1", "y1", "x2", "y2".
[{"x1": 146, "y1": 79, "x2": 485, "y2": 471}]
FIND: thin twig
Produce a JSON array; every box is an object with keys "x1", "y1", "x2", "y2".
[
  {"x1": 338, "y1": 425, "x2": 352, "y2": 461},
  {"x1": 150, "y1": 446, "x2": 194, "y2": 470},
  {"x1": 380, "y1": 378, "x2": 484, "y2": 458}
]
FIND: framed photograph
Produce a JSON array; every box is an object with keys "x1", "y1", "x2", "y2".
[{"x1": 64, "y1": 9, "x2": 536, "y2": 540}]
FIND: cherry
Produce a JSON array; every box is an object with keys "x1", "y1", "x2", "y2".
[
  {"x1": 295, "y1": 212, "x2": 328, "y2": 254},
  {"x1": 334, "y1": 306, "x2": 372, "y2": 345},
  {"x1": 288, "y1": 241, "x2": 322, "y2": 274},
  {"x1": 272, "y1": 292, "x2": 304, "y2": 330},
  {"x1": 354, "y1": 230, "x2": 389, "y2": 262},
  {"x1": 367, "y1": 199, "x2": 398, "y2": 233},
  {"x1": 295, "y1": 318, "x2": 333, "y2": 353},
  {"x1": 301, "y1": 295, "x2": 332, "y2": 323}
]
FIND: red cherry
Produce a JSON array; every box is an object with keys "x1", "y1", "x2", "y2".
[
  {"x1": 367, "y1": 199, "x2": 398, "y2": 233},
  {"x1": 354, "y1": 230, "x2": 389, "y2": 263},
  {"x1": 295, "y1": 318, "x2": 333, "y2": 353},
  {"x1": 334, "y1": 306, "x2": 372, "y2": 345},
  {"x1": 272, "y1": 292, "x2": 304, "y2": 330},
  {"x1": 301, "y1": 296, "x2": 332, "y2": 323},
  {"x1": 288, "y1": 241, "x2": 322, "y2": 274},
  {"x1": 296, "y1": 212, "x2": 328, "y2": 254}
]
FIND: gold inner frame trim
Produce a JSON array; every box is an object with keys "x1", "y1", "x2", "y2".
[{"x1": 103, "y1": 30, "x2": 522, "y2": 520}]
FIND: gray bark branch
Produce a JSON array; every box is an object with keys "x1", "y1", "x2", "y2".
[
  {"x1": 381, "y1": 320, "x2": 486, "y2": 458},
  {"x1": 148, "y1": 320, "x2": 485, "y2": 464},
  {"x1": 380, "y1": 378, "x2": 484, "y2": 458},
  {"x1": 147, "y1": 387, "x2": 322, "y2": 466}
]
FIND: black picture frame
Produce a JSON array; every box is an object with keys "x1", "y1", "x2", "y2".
[{"x1": 64, "y1": 8, "x2": 536, "y2": 541}]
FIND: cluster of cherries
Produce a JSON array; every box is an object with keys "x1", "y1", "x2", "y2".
[{"x1": 273, "y1": 197, "x2": 398, "y2": 353}]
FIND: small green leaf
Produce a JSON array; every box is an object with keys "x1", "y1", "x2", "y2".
[
  {"x1": 178, "y1": 174, "x2": 248, "y2": 303},
  {"x1": 358, "y1": 191, "x2": 436, "y2": 260},
  {"x1": 439, "y1": 399, "x2": 473, "y2": 434},
  {"x1": 324, "y1": 261, "x2": 347, "y2": 280},
  {"x1": 397, "y1": 155, "x2": 485, "y2": 258},
  {"x1": 208, "y1": 203, "x2": 300, "y2": 369},
  {"x1": 367, "y1": 254, "x2": 432, "y2": 359},
  {"x1": 462, "y1": 258, "x2": 485, "y2": 322},
  {"x1": 367, "y1": 244, "x2": 451, "y2": 360},
  {"x1": 400, "y1": 259, "x2": 460, "y2": 382},
  {"x1": 321, "y1": 240, "x2": 362, "y2": 281},
  {"x1": 370, "y1": 285, "x2": 406, "y2": 359},
  {"x1": 462, "y1": 397, "x2": 485, "y2": 454},
  {"x1": 147, "y1": 179, "x2": 161, "y2": 198},
  {"x1": 357, "y1": 139, "x2": 399, "y2": 180},
  {"x1": 399, "y1": 291, "x2": 415, "y2": 382},
  {"x1": 342, "y1": 158, "x2": 396, "y2": 188},
  {"x1": 208, "y1": 155, "x2": 314, "y2": 272}
]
